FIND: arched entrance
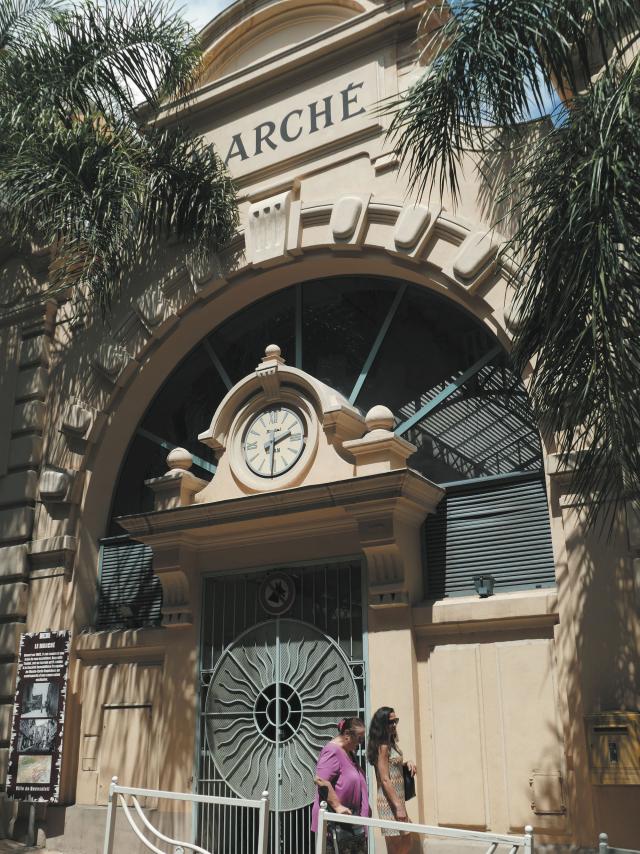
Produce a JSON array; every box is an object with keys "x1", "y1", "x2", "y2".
[{"x1": 97, "y1": 273, "x2": 556, "y2": 854}]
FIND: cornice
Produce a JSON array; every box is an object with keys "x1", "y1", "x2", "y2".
[
  {"x1": 118, "y1": 467, "x2": 443, "y2": 542},
  {"x1": 157, "y1": 0, "x2": 420, "y2": 124},
  {"x1": 413, "y1": 589, "x2": 560, "y2": 638}
]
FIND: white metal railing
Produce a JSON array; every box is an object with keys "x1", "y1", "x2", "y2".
[
  {"x1": 102, "y1": 776, "x2": 270, "y2": 854},
  {"x1": 315, "y1": 802, "x2": 534, "y2": 854},
  {"x1": 599, "y1": 832, "x2": 640, "y2": 854}
]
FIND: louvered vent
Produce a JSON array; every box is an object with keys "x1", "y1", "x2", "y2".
[
  {"x1": 96, "y1": 538, "x2": 162, "y2": 629},
  {"x1": 424, "y1": 474, "x2": 556, "y2": 598}
]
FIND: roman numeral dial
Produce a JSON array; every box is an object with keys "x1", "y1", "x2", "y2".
[{"x1": 242, "y1": 406, "x2": 305, "y2": 478}]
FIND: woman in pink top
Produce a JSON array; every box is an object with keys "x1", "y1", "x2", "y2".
[{"x1": 311, "y1": 717, "x2": 370, "y2": 853}]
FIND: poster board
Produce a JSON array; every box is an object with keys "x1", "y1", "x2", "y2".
[{"x1": 6, "y1": 630, "x2": 71, "y2": 802}]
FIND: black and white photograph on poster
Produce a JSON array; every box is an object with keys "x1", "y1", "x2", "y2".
[
  {"x1": 5, "y1": 630, "x2": 71, "y2": 802},
  {"x1": 18, "y1": 719, "x2": 57, "y2": 753},
  {"x1": 21, "y1": 682, "x2": 59, "y2": 718}
]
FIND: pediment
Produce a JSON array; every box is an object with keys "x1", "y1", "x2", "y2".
[{"x1": 200, "y1": 0, "x2": 365, "y2": 82}]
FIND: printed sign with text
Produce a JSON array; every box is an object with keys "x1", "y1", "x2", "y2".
[{"x1": 6, "y1": 630, "x2": 71, "y2": 802}]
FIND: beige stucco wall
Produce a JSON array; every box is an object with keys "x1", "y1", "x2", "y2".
[{"x1": 0, "y1": 0, "x2": 638, "y2": 850}]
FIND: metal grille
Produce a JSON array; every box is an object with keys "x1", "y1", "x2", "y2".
[
  {"x1": 96, "y1": 538, "x2": 162, "y2": 629},
  {"x1": 198, "y1": 562, "x2": 365, "y2": 854},
  {"x1": 424, "y1": 473, "x2": 556, "y2": 598}
]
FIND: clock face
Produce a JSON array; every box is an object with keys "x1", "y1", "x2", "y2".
[{"x1": 242, "y1": 406, "x2": 305, "y2": 478}]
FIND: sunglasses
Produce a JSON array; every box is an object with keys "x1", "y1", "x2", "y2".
[{"x1": 389, "y1": 718, "x2": 399, "y2": 726}]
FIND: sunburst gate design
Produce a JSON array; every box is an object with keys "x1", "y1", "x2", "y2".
[{"x1": 205, "y1": 620, "x2": 359, "y2": 811}]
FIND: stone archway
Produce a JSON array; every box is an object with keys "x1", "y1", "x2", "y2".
[{"x1": 32, "y1": 198, "x2": 524, "y2": 608}]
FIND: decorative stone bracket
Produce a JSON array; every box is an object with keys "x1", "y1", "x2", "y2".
[
  {"x1": 246, "y1": 191, "x2": 292, "y2": 265},
  {"x1": 150, "y1": 545, "x2": 195, "y2": 628},
  {"x1": 91, "y1": 341, "x2": 137, "y2": 387},
  {"x1": 61, "y1": 403, "x2": 93, "y2": 437},
  {"x1": 39, "y1": 466, "x2": 82, "y2": 504},
  {"x1": 159, "y1": 568, "x2": 192, "y2": 627},
  {"x1": 348, "y1": 479, "x2": 444, "y2": 608}
]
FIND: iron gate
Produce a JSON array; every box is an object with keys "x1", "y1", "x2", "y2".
[{"x1": 198, "y1": 561, "x2": 366, "y2": 854}]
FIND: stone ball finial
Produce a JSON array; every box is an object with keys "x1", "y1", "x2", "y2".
[
  {"x1": 167, "y1": 447, "x2": 193, "y2": 471},
  {"x1": 365, "y1": 405, "x2": 395, "y2": 432},
  {"x1": 261, "y1": 343, "x2": 285, "y2": 365}
]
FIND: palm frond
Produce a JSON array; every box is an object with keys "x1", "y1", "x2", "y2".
[
  {"x1": 140, "y1": 126, "x2": 238, "y2": 258},
  {"x1": 389, "y1": 0, "x2": 640, "y2": 203},
  {"x1": 391, "y1": 0, "x2": 640, "y2": 524},
  {"x1": 0, "y1": 0, "x2": 62, "y2": 50},
  {"x1": 0, "y1": 0, "x2": 201, "y2": 120},
  {"x1": 0, "y1": 0, "x2": 237, "y2": 315},
  {"x1": 507, "y1": 54, "x2": 640, "y2": 524}
]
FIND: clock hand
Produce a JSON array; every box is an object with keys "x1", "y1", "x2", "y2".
[
  {"x1": 272, "y1": 429, "x2": 292, "y2": 444},
  {"x1": 268, "y1": 434, "x2": 275, "y2": 475}
]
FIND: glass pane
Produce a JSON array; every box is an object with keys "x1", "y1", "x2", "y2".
[
  {"x1": 301, "y1": 277, "x2": 396, "y2": 400},
  {"x1": 142, "y1": 344, "x2": 226, "y2": 463},
  {"x1": 357, "y1": 286, "x2": 492, "y2": 415},
  {"x1": 109, "y1": 434, "x2": 168, "y2": 532},
  {"x1": 211, "y1": 286, "x2": 296, "y2": 384}
]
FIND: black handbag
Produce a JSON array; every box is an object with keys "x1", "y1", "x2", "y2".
[
  {"x1": 319, "y1": 785, "x2": 365, "y2": 852},
  {"x1": 403, "y1": 763, "x2": 416, "y2": 801},
  {"x1": 329, "y1": 821, "x2": 366, "y2": 850}
]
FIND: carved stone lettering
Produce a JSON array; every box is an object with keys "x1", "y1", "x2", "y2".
[{"x1": 223, "y1": 79, "x2": 369, "y2": 168}]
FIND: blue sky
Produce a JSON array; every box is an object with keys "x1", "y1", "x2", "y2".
[{"x1": 184, "y1": 0, "x2": 233, "y2": 30}]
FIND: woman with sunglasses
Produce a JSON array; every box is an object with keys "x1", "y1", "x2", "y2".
[
  {"x1": 367, "y1": 707, "x2": 417, "y2": 854},
  {"x1": 311, "y1": 717, "x2": 369, "y2": 853}
]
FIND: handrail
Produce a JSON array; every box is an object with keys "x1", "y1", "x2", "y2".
[
  {"x1": 315, "y1": 802, "x2": 534, "y2": 854},
  {"x1": 103, "y1": 776, "x2": 270, "y2": 854},
  {"x1": 599, "y1": 832, "x2": 640, "y2": 854},
  {"x1": 128, "y1": 796, "x2": 212, "y2": 854}
]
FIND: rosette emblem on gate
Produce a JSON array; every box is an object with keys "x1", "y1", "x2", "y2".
[{"x1": 205, "y1": 619, "x2": 359, "y2": 810}]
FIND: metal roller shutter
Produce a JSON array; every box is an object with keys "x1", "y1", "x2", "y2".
[
  {"x1": 424, "y1": 473, "x2": 556, "y2": 598},
  {"x1": 96, "y1": 538, "x2": 162, "y2": 628}
]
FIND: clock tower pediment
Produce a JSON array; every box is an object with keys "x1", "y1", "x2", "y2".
[{"x1": 195, "y1": 344, "x2": 368, "y2": 501}]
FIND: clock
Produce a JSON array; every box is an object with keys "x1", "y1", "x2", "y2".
[{"x1": 242, "y1": 406, "x2": 305, "y2": 478}]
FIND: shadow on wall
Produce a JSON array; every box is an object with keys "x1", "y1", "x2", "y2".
[
  {"x1": 21, "y1": 237, "x2": 212, "y2": 851},
  {"x1": 555, "y1": 491, "x2": 640, "y2": 849},
  {"x1": 415, "y1": 491, "x2": 639, "y2": 848},
  {"x1": 475, "y1": 122, "x2": 553, "y2": 241}
]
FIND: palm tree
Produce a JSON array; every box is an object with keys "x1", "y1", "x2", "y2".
[
  {"x1": 0, "y1": 0, "x2": 237, "y2": 315},
  {"x1": 390, "y1": 0, "x2": 640, "y2": 525}
]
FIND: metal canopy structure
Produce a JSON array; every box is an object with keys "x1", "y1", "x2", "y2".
[{"x1": 108, "y1": 277, "x2": 544, "y2": 528}]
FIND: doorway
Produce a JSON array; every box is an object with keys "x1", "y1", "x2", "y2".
[{"x1": 197, "y1": 561, "x2": 366, "y2": 853}]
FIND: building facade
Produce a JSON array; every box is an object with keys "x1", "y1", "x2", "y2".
[{"x1": 0, "y1": 0, "x2": 638, "y2": 851}]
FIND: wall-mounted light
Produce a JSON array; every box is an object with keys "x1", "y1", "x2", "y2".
[{"x1": 473, "y1": 574, "x2": 495, "y2": 598}]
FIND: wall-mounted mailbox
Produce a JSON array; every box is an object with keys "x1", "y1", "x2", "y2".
[{"x1": 585, "y1": 711, "x2": 640, "y2": 785}]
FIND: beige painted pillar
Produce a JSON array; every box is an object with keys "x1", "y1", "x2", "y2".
[{"x1": 367, "y1": 606, "x2": 422, "y2": 854}]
